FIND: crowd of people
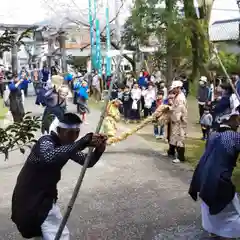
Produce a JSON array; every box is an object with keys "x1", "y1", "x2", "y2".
[{"x1": 1, "y1": 63, "x2": 240, "y2": 239}]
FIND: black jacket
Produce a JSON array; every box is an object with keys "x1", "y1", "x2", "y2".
[
  {"x1": 197, "y1": 86, "x2": 210, "y2": 103},
  {"x1": 11, "y1": 132, "x2": 104, "y2": 238},
  {"x1": 122, "y1": 91, "x2": 131, "y2": 105}
]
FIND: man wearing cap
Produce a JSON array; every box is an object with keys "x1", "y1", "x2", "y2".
[
  {"x1": 197, "y1": 76, "x2": 211, "y2": 121},
  {"x1": 168, "y1": 80, "x2": 187, "y2": 163},
  {"x1": 11, "y1": 112, "x2": 107, "y2": 240}
]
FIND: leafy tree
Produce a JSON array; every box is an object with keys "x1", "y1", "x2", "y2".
[
  {"x1": 0, "y1": 28, "x2": 34, "y2": 55},
  {"x1": 183, "y1": 0, "x2": 214, "y2": 80},
  {"x1": 209, "y1": 51, "x2": 240, "y2": 75},
  {"x1": 0, "y1": 113, "x2": 41, "y2": 160},
  {"x1": 122, "y1": 0, "x2": 193, "y2": 82},
  {"x1": 0, "y1": 27, "x2": 35, "y2": 73}
]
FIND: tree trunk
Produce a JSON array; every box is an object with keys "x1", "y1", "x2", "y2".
[
  {"x1": 190, "y1": 31, "x2": 199, "y2": 81},
  {"x1": 183, "y1": 0, "x2": 213, "y2": 81},
  {"x1": 183, "y1": 0, "x2": 201, "y2": 81},
  {"x1": 59, "y1": 31, "x2": 67, "y2": 73},
  {"x1": 165, "y1": 0, "x2": 174, "y2": 86},
  {"x1": 11, "y1": 33, "x2": 18, "y2": 75},
  {"x1": 47, "y1": 39, "x2": 53, "y2": 68}
]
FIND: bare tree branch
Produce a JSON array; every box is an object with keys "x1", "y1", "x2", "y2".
[
  {"x1": 80, "y1": 43, "x2": 91, "y2": 51},
  {"x1": 101, "y1": 0, "x2": 124, "y2": 33},
  {"x1": 41, "y1": 0, "x2": 135, "y2": 68}
]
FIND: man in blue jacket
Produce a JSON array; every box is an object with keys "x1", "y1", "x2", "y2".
[{"x1": 19, "y1": 70, "x2": 31, "y2": 97}]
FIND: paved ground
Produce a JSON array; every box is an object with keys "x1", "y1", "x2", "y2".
[{"x1": 0, "y1": 97, "x2": 210, "y2": 239}]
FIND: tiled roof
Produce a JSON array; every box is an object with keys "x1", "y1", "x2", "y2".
[{"x1": 209, "y1": 18, "x2": 240, "y2": 42}]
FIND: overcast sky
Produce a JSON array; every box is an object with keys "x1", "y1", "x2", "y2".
[{"x1": 0, "y1": 0, "x2": 239, "y2": 26}]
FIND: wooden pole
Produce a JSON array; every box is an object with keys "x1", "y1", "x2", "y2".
[
  {"x1": 213, "y1": 47, "x2": 240, "y2": 102},
  {"x1": 54, "y1": 56, "x2": 123, "y2": 240}
]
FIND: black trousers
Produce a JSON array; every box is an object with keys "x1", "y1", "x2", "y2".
[
  {"x1": 144, "y1": 108, "x2": 152, "y2": 118},
  {"x1": 0, "y1": 83, "x2": 4, "y2": 98},
  {"x1": 141, "y1": 96, "x2": 145, "y2": 111},
  {"x1": 198, "y1": 104, "x2": 205, "y2": 120},
  {"x1": 123, "y1": 103, "x2": 130, "y2": 119},
  {"x1": 130, "y1": 101, "x2": 140, "y2": 120},
  {"x1": 167, "y1": 144, "x2": 185, "y2": 162},
  {"x1": 23, "y1": 87, "x2": 28, "y2": 97},
  {"x1": 201, "y1": 125, "x2": 210, "y2": 139}
]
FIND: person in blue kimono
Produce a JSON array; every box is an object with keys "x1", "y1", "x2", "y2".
[
  {"x1": 212, "y1": 83, "x2": 233, "y2": 130},
  {"x1": 41, "y1": 66, "x2": 49, "y2": 83},
  {"x1": 41, "y1": 85, "x2": 69, "y2": 134},
  {"x1": 138, "y1": 71, "x2": 148, "y2": 89},
  {"x1": 76, "y1": 81, "x2": 90, "y2": 123},
  {"x1": 35, "y1": 81, "x2": 53, "y2": 107},
  {"x1": 19, "y1": 69, "x2": 31, "y2": 97},
  {"x1": 11, "y1": 112, "x2": 107, "y2": 239},
  {"x1": 73, "y1": 77, "x2": 82, "y2": 105},
  {"x1": 189, "y1": 108, "x2": 240, "y2": 239},
  {"x1": 64, "y1": 72, "x2": 73, "y2": 88},
  {"x1": 8, "y1": 75, "x2": 25, "y2": 122}
]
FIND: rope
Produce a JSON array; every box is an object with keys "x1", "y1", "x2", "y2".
[{"x1": 107, "y1": 105, "x2": 170, "y2": 145}]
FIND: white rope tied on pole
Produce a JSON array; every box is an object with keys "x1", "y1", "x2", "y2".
[
  {"x1": 212, "y1": 46, "x2": 240, "y2": 103},
  {"x1": 54, "y1": 55, "x2": 123, "y2": 240}
]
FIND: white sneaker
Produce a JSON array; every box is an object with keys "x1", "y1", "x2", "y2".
[
  {"x1": 172, "y1": 158, "x2": 181, "y2": 163},
  {"x1": 155, "y1": 135, "x2": 161, "y2": 139}
]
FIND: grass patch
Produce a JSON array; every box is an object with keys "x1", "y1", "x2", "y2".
[
  {"x1": 232, "y1": 167, "x2": 240, "y2": 193},
  {"x1": 185, "y1": 138, "x2": 240, "y2": 192},
  {"x1": 0, "y1": 99, "x2": 8, "y2": 120},
  {"x1": 185, "y1": 138, "x2": 204, "y2": 168}
]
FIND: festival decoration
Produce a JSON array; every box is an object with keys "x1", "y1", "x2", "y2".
[
  {"x1": 105, "y1": 1, "x2": 111, "y2": 77},
  {"x1": 96, "y1": 19, "x2": 102, "y2": 76},
  {"x1": 88, "y1": 0, "x2": 95, "y2": 70}
]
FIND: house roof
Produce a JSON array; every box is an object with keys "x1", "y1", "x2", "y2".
[{"x1": 209, "y1": 18, "x2": 240, "y2": 42}]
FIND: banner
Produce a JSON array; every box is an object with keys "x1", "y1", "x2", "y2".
[
  {"x1": 95, "y1": 19, "x2": 102, "y2": 76},
  {"x1": 88, "y1": 0, "x2": 95, "y2": 70},
  {"x1": 105, "y1": 5, "x2": 111, "y2": 77}
]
